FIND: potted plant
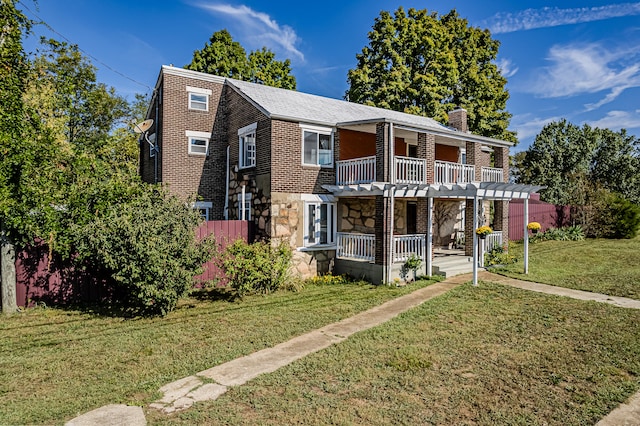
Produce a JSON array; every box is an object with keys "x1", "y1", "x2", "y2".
[
  {"x1": 475, "y1": 225, "x2": 492, "y2": 239},
  {"x1": 527, "y1": 222, "x2": 541, "y2": 234},
  {"x1": 402, "y1": 253, "x2": 423, "y2": 282}
]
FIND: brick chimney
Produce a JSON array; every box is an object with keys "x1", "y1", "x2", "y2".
[{"x1": 448, "y1": 106, "x2": 468, "y2": 132}]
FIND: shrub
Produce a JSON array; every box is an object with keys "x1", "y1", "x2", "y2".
[
  {"x1": 485, "y1": 243, "x2": 517, "y2": 266},
  {"x1": 530, "y1": 225, "x2": 585, "y2": 242},
  {"x1": 218, "y1": 239, "x2": 292, "y2": 298},
  {"x1": 75, "y1": 188, "x2": 216, "y2": 316},
  {"x1": 305, "y1": 274, "x2": 354, "y2": 286},
  {"x1": 591, "y1": 194, "x2": 640, "y2": 239}
]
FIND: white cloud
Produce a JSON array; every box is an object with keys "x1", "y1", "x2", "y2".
[
  {"x1": 524, "y1": 43, "x2": 640, "y2": 108},
  {"x1": 496, "y1": 58, "x2": 518, "y2": 78},
  {"x1": 587, "y1": 109, "x2": 640, "y2": 130},
  {"x1": 194, "y1": 3, "x2": 304, "y2": 62},
  {"x1": 510, "y1": 113, "x2": 562, "y2": 143},
  {"x1": 485, "y1": 3, "x2": 640, "y2": 34}
]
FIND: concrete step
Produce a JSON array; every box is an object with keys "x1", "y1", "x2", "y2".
[{"x1": 433, "y1": 256, "x2": 482, "y2": 278}]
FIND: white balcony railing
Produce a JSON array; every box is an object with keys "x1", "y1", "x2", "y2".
[
  {"x1": 393, "y1": 234, "x2": 426, "y2": 263},
  {"x1": 482, "y1": 166, "x2": 504, "y2": 183},
  {"x1": 336, "y1": 156, "x2": 376, "y2": 185},
  {"x1": 395, "y1": 156, "x2": 426, "y2": 184},
  {"x1": 485, "y1": 231, "x2": 503, "y2": 252},
  {"x1": 337, "y1": 232, "x2": 375, "y2": 262},
  {"x1": 336, "y1": 157, "x2": 503, "y2": 186},
  {"x1": 434, "y1": 160, "x2": 475, "y2": 184}
]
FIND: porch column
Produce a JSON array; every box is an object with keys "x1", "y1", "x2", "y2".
[
  {"x1": 466, "y1": 140, "x2": 483, "y2": 182},
  {"x1": 472, "y1": 196, "x2": 479, "y2": 286},
  {"x1": 375, "y1": 195, "x2": 393, "y2": 284},
  {"x1": 375, "y1": 122, "x2": 392, "y2": 182},
  {"x1": 494, "y1": 201, "x2": 509, "y2": 245},
  {"x1": 464, "y1": 199, "x2": 475, "y2": 256},
  {"x1": 426, "y1": 197, "x2": 433, "y2": 276},
  {"x1": 524, "y1": 197, "x2": 529, "y2": 274},
  {"x1": 417, "y1": 133, "x2": 435, "y2": 184}
]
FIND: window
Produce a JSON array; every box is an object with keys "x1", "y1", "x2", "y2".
[
  {"x1": 193, "y1": 201, "x2": 212, "y2": 220},
  {"x1": 238, "y1": 191, "x2": 251, "y2": 220},
  {"x1": 301, "y1": 125, "x2": 333, "y2": 167},
  {"x1": 148, "y1": 133, "x2": 156, "y2": 158},
  {"x1": 186, "y1": 130, "x2": 211, "y2": 155},
  {"x1": 187, "y1": 86, "x2": 211, "y2": 111},
  {"x1": 304, "y1": 202, "x2": 336, "y2": 246},
  {"x1": 238, "y1": 123, "x2": 257, "y2": 169}
]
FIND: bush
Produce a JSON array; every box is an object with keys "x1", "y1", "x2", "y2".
[
  {"x1": 590, "y1": 194, "x2": 640, "y2": 239},
  {"x1": 219, "y1": 239, "x2": 292, "y2": 298},
  {"x1": 485, "y1": 243, "x2": 517, "y2": 266},
  {"x1": 530, "y1": 225, "x2": 585, "y2": 242},
  {"x1": 75, "y1": 188, "x2": 216, "y2": 316},
  {"x1": 304, "y1": 274, "x2": 355, "y2": 286}
]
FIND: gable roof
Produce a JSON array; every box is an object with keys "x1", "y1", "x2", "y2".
[{"x1": 160, "y1": 65, "x2": 513, "y2": 148}]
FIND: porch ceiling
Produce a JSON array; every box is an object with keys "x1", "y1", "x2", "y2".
[{"x1": 322, "y1": 182, "x2": 545, "y2": 200}]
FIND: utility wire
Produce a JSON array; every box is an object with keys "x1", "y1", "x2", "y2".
[{"x1": 17, "y1": 0, "x2": 152, "y2": 91}]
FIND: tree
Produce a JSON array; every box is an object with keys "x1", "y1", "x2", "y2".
[
  {"x1": 185, "y1": 29, "x2": 296, "y2": 90},
  {"x1": 0, "y1": 0, "x2": 32, "y2": 313},
  {"x1": 346, "y1": 7, "x2": 515, "y2": 142},
  {"x1": 514, "y1": 120, "x2": 596, "y2": 205}
]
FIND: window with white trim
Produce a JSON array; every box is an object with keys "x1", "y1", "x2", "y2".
[
  {"x1": 304, "y1": 202, "x2": 336, "y2": 246},
  {"x1": 301, "y1": 125, "x2": 333, "y2": 167},
  {"x1": 238, "y1": 192, "x2": 252, "y2": 220},
  {"x1": 186, "y1": 130, "x2": 211, "y2": 155},
  {"x1": 148, "y1": 133, "x2": 156, "y2": 158},
  {"x1": 193, "y1": 201, "x2": 212, "y2": 220},
  {"x1": 238, "y1": 122, "x2": 257, "y2": 169},
  {"x1": 187, "y1": 86, "x2": 211, "y2": 111}
]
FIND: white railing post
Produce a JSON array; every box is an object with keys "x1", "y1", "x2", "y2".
[
  {"x1": 481, "y1": 166, "x2": 504, "y2": 182},
  {"x1": 395, "y1": 156, "x2": 426, "y2": 184},
  {"x1": 434, "y1": 160, "x2": 478, "y2": 184},
  {"x1": 337, "y1": 232, "x2": 375, "y2": 262},
  {"x1": 392, "y1": 234, "x2": 426, "y2": 263}
]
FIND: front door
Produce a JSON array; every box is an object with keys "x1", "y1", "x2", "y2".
[{"x1": 407, "y1": 202, "x2": 417, "y2": 234}]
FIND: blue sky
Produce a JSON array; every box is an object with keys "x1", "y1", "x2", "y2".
[{"x1": 18, "y1": 0, "x2": 640, "y2": 152}]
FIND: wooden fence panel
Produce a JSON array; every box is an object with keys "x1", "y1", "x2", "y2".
[
  {"x1": 509, "y1": 200, "x2": 572, "y2": 241},
  {"x1": 14, "y1": 221, "x2": 252, "y2": 307}
]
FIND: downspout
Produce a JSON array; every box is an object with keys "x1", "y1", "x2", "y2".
[
  {"x1": 154, "y1": 87, "x2": 160, "y2": 184},
  {"x1": 387, "y1": 122, "x2": 395, "y2": 285},
  {"x1": 224, "y1": 145, "x2": 230, "y2": 220}
]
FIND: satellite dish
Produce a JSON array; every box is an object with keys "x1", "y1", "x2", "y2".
[{"x1": 133, "y1": 119, "x2": 154, "y2": 134}]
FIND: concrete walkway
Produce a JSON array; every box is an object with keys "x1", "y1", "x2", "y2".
[{"x1": 65, "y1": 272, "x2": 640, "y2": 425}]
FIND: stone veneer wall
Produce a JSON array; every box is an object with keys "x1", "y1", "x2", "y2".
[
  {"x1": 270, "y1": 192, "x2": 335, "y2": 278},
  {"x1": 339, "y1": 198, "x2": 407, "y2": 234}
]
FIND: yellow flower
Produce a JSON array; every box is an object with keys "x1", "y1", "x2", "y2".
[
  {"x1": 475, "y1": 226, "x2": 492, "y2": 236},
  {"x1": 527, "y1": 222, "x2": 541, "y2": 231}
]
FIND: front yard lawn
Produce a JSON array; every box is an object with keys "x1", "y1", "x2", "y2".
[
  {"x1": 495, "y1": 237, "x2": 640, "y2": 299},
  {"x1": 148, "y1": 282, "x2": 640, "y2": 425}
]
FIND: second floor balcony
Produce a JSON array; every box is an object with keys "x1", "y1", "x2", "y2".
[{"x1": 336, "y1": 156, "x2": 504, "y2": 186}]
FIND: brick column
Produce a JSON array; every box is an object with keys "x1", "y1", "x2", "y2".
[
  {"x1": 494, "y1": 201, "x2": 509, "y2": 244},
  {"x1": 494, "y1": 146, "x2": 509, "y2": 183},
  {"x1": 466, "y1": 141, "x2": 482, "y2": 181},
  {"x1": 375, "y1": 122, "x2": 391, "y2": 182},
  {"x1": 418, "y1": 133, "x2": 435, "y2": 184},
  {"x1": 374, "y1": 195, "x2": 392, "y2": 266},
  {"x1": 464, "y1": 199, "x2": 475, "y2": 256}
]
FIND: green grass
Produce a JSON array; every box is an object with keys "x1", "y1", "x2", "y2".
[
  {"x1": 148, "y1": 283, "x2": 640, "y2": 425},
  {"x1": 494, "y1": 237, "x2": 640, "y2": 299},
  {"x1": 0, "y1": 279, "x2": 438, "y2": 425}
]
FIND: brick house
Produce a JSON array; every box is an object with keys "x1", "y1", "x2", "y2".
[{"x1": 140, "y1": 65, "x2": 541, "y2": 284}]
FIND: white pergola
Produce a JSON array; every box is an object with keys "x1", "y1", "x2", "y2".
[{"x1": 323, "y1": 181, "x2": 545, "y2": 286}]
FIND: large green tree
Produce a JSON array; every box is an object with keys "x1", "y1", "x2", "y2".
[
  {"x1": 514, "y1": 119, "x2": 640, "y2": 206},
  {"x1": 346, "y1": 7, "x2": 515, "y2": 142},
  {"x1": 185, "y1": 29, "x2": 296, "y2": 90}
]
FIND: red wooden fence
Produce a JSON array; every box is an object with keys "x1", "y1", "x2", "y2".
[
  {"x1": 14, "y1": 220, "x2": 252, "y2": 307},
  {"x1": 509, "y1": 195, "x2": 572, "y2": 241},
  {"x1": 194, "y1": 220, "x2": 252, "y2": 285}
]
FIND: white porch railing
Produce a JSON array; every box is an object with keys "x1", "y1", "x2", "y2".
[
  {"x1": 482, "y1": 166, "x2": 504, "y2": 183},
  {"x1": 485, "y1": 231, "x2": 503, "y2": 252},
  {"x1": 434, "y1": 160, "x2": 475, "y2": 184},
  {"x1": 393, "y1": 234, "x2": 426, "y2": 263},
  {"x1": 395, "y1": 156, "x2": 426, "y2": 184},
  {"x1": 337, "y1": 232, "x2": 375, "y2": 262},
  {"x1": 336, "y1": 156, "x2": 376, "y2": 185}
]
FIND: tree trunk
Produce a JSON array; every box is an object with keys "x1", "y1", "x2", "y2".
[{"x1": 1, "y1": 228, "x2": 17, "y2": 314}]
